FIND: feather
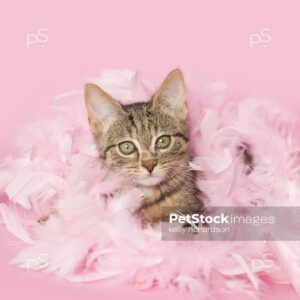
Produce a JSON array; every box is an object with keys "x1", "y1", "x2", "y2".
[{"x1": 0, "y1": 203, "x2": 32, "y2": 243}]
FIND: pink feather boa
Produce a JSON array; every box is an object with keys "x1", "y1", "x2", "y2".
[{"x1": 1, "y1": 69, "x2": 300, "y2": 299}]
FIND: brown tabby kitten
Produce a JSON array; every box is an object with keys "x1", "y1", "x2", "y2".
[{"x1": 84, "y1": 69, "x2": 203, "y2": 225}]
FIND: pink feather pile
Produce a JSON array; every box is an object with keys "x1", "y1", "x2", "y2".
[{"x1": 1, "y1": 69, "x2": 300, "y2": 299}]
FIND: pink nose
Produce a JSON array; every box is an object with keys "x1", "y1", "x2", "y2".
[{"x1": 142, "y1": 160, "x2": 157, "y2": 173}]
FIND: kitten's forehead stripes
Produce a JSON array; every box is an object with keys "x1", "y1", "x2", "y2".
[{"x1": 130, "y1": 105, "x2": 152, "y2": 135}]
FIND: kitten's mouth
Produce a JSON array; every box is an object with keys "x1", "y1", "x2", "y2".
[{"x1": 136, "y1": 174, "x2": 163, "y2": 187}]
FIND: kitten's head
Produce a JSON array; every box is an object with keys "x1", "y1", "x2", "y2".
[{"x1": 84, "y1": 69, "x2": 190, "y2": 187}]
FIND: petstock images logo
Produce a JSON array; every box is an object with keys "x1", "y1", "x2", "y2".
[{"x1": 161, "y1": 206, "x2": 300, "y2": 241}]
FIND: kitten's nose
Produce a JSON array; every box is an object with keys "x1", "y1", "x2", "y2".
[{"x1": 142, "y1": 159, "x2": 157, "y2": 173}]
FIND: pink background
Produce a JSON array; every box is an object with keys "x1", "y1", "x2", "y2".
[{"x1": 1, "y1": 0, "x2": 300, "y2": 299}]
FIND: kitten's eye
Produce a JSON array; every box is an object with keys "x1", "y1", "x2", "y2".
[
  {"x1": 119, "y1": 141, "x2": 136, "y2": 155},
  {"x1": 156, "y1": 135, "x2": 171, "y2": 149}
]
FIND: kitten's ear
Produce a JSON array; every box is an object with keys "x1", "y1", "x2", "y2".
[
  {"x1": 151, "y1": 69, "x2": 187, "y2": 120},
  {"x1": 84, "y1": 83, "x2": 123, "y2": 135}
]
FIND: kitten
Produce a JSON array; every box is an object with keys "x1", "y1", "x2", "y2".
[{"x1": 84, "y1": 69, "x2": 203, "y2": 225}]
